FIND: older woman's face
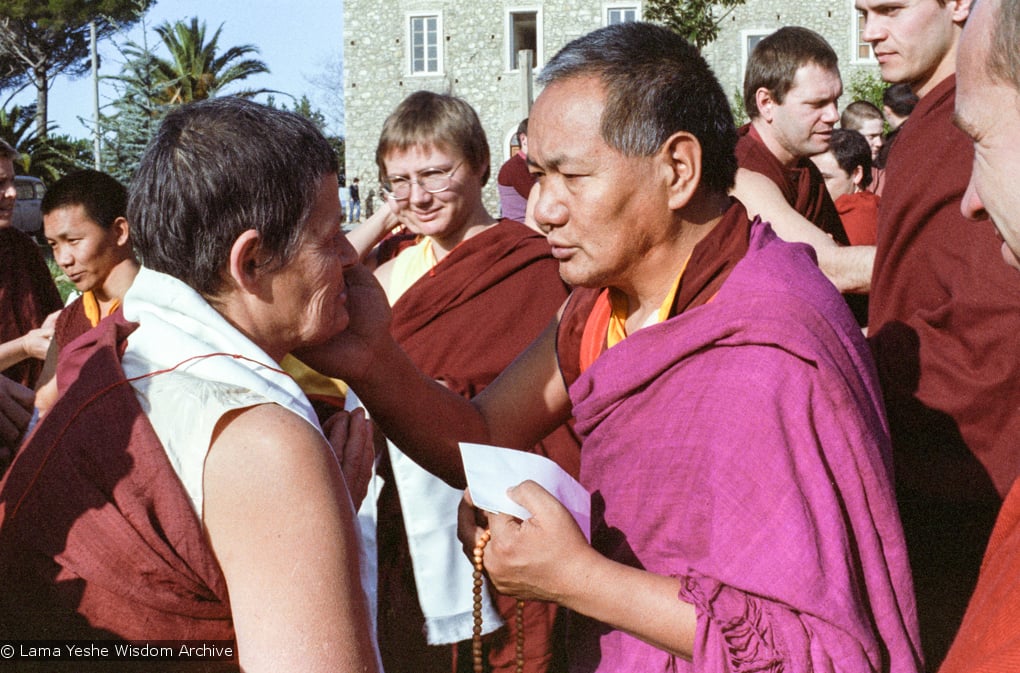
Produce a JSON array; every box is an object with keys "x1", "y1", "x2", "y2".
[{"x1": 270, "y1": 173, "x2": 359, "y2": 353}]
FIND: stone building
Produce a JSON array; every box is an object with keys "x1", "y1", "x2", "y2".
[{"x1": 343, "y1": 0, "x2": 880, "y2": 215}]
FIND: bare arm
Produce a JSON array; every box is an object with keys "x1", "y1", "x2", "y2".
[
  {"x1": 295, "y1": 264, "x2": 572, "y2": 488},
  {"x1": 0, "y1": 325, "x2": 53, "y2": 372},
  {"x1": 732, "y1": 168, "x2": 874, "y2": 293},
  {"x1": 33, "y1": 339, "x2": 58, "y2": 418},
  {"x1": 203, "y1": 403, "x2": 379, "y2": 673},
  {"x1": 344, "y1": 204, "x2": 399, "y2": 266}
]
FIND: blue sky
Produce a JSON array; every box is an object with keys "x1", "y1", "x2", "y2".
[{"x1": 8, "y1": 0, "x2": 345, "y2": 138}]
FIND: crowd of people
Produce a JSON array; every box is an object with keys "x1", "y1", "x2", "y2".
[{"x1": 0, "y1": 1, "x2": 1018, "y2": 671}]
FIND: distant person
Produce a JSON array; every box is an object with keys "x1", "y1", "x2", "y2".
[
  {"x1": 940, "y1": 3, "x2": 1020, "y2": 670},
  {"x1": 349, "y1": 177, "x2": 362, "y2": 223},
  {"x1": 369, "y1": 90, "x2": 578, "y2": 673},
  {"x1": 32, "y1": 170, "x2": 140, "y2": 415},
  {"x1": 0, "y1": 97, "x2": 380, "y2": 672},
  {"x1": 302, "y1": 21, "x2": 922, "y2": 673},
  {"x1": 497, "y1": 118, "x2": 536, "y2": 226},
  {"x1": 0, "y1": 139, "x2": 62, "y2": 389},
  {"x1": 841, "y1": 100, "x2": 887, "y2": 195},
  {"x1": 859, "y1": 0, "x2": 1020, "y2": 665},
  {"x1": 812, "y1": 128, "x2": 880, "y2": 245},
  {"x1": 841, "y1": 100, "x2": 886, "y2": 162},
  {"x1": 340, "y1": 179, "x2": 351, "y2": 224},
  {"x1": 732, "y1": 26, "x2": 869, "y2": 324},
  {"x1": 876, "y1": 83, "x2": 918, "y2": 169}
]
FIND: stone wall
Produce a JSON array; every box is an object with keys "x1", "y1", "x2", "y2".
[{"x1": 344, "y1": 0, "x2": 880, "y2": 216}]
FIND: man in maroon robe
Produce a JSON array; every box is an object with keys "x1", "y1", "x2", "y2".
[{"x1": 858, "y1": 0, "x2": 1020, "y2": 666}]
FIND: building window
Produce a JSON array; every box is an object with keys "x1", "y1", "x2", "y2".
[
  {"x1": 854, "y1": 11, "x2": 875, "y2": 61},
  {"x1": 408, "y1": 13, "x2": 442, "y2": 75},
  {"x1": 741, "y1": 30, "x2": 772, "y2": 80},
  {"x1": 605, "y1": 5, "x2": 639, "y2": 25},
  {"x1": 507, "y1": 10, "x2": 540, "y2": 71}
]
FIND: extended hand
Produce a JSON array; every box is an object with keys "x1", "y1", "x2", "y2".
[
  {"x1": 481, "y1": 480, "x2": 595, "y2": 603},
  {"x1": 294, "y1": 263, "x2": 392, "y2": 381}
]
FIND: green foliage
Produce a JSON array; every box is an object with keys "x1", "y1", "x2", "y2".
[
  {"x1": 0, "y1": 0, "x2": 154, "y2": 135},
  {"x1": 0, "y1": 103, "x2": 89, "y2": 180},
  {"x1": 731, "y1": 89, "x2": 748, "y2": 127},
  {"x1": 643, "y1": 0, "x2": 748, "y2": 50},
  {"x1": 846, "y1": 69, "x2": 886, "y2": 112},
  {"x1": 98, "y1": 25, "x2": 170, "y2": 182},
  {"x1": 47, "y1": 257, "x2": 77, "y2": 303},
  {"x1": 148, "y1": 18, "x2": 271, "y2": 105},
  {"x1": 266, "y1": 93, "x2": 346, "y2": 173}
]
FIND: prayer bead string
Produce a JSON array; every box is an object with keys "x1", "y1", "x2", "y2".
[{"x1": 472, "y1": 529, "x2": 525, "y2": 673}]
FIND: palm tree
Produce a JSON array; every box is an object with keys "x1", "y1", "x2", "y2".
[
  {"x1": 150, "y1": 18, "x2": 272, "y2": 105},
  {"x1": 0, "y1": 104, "x2": 87, "y2": 181}
]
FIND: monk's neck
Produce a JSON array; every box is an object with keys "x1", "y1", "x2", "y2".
[
  {"x1": 92, "y1": 258, "x2": 140, "y2": 316},
  {"x1": 429, "y1": 207, "x2": 498, "y2": 262},
  {"x1": 750, "y1": 119, "x2": 799, "y2": 168}
]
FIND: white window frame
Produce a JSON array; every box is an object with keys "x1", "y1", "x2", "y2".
[
  {"x1": 505, "y1": 7, "x2": 542, "y2": 73},
  {"x1": 406, "y1": 11, "x2": 443, "y2": 76},
  {"x1": 604, "y1": 3, "x2": 641, "y2": 25},
  {"x1": 740, "y1": 29, "x2": 773, "y2": 85},
  {"x1": 850, "y1": 2, "x2": 876, "y2": 64}
]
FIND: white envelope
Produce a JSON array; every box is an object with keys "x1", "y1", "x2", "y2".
[{"x1": 459, "y1": 441, "x2": 591, "y2": 542}]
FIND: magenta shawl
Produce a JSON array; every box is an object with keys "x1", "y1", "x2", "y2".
[{"x1": 567, "y1": 222, "x2": 921, "y2": 673}]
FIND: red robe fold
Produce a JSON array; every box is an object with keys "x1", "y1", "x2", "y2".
[
  {"x1": 0, "y1": 227, "x2": 63, "y2": 387},
  {"x1": 735, "y1": 123, "x2": 849, "y2": 245},
  {"x1": 939, "y1": 478, "x2": 1020, "y2": 673},
  {"x1": 0, "y1": 313, "x2": 235, "y2": 647},
  {"x1": 377, "y1": 219, "x2": 580, "y2": 673}
]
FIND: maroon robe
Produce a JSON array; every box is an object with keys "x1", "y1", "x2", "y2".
[
  {"x1": 0, "y1": 313, "x2": 235, "y2": 653},
  {"x1": 54, "y1": 294, "x2": 93, "y2": 350},
  {"x1": 377, "y1": 220, "x2": 580, "y2": 673},
  {"x1": 735, "y1": 123, "x2": 849, "y2": 245},
  {"x1": 0, "y1": 227, "x2": 62, "y2": 387},
  {"x1": 868, "y1": 74, "x2": 1020, "y2": 667}
]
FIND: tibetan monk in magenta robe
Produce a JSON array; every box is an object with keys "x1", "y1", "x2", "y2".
[{"x1": 556, "y1": 209, "x2": 921, "y2": 673}]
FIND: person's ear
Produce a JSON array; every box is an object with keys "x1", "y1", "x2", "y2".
[
  {"x1": 755, "y1": 87, "x2": 777, "y2": 122},
  {"x1": 227, "y1": 229, "x2": 263, "y2": 293},
  {"x1": 111, "y1": 216, "x2": 131, "y2": 247},
  {"x1": 661, "y1": 131, "x2": 702, "y2": 211},
  {"x1": 851, "y1": 165, "x2": 865, "y2": 189},
  {"x1": 950, "y1": 0, "x2": 972, "y2": 24}
]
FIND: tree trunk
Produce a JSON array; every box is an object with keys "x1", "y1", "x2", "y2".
[{"x1": 34, "y1": 64, "x2": 48, "y2": 139}]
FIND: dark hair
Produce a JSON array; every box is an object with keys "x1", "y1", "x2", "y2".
[
  {"x1": 828, "y1": 128, "x2": 873, "y2": 189},
  {"x1": 128, "y1": 96, "x2": 338, "y2": 298},
  {"x1": 516, "y1": 118, "x2": 529, "y2": 143},
  {"x1": 882, "y1": 83, "x2": 919, "y2": 117},
  {"x1": 0, "y1": 139, "x2": 19, "y2": 162},
  {"x1": 538, "y1": 21, "x2": 737, "y2": 195},
  {"x1": 988, "y1": 0, "x2": 1020, "y2": 93},
  {"x1": 375, "y1": 90, "x2": 491, "y2": 186},
  {"x1": 41, "y1": 170, "x2": 127, "y2": 230},
  {"x1": 744, "y1": 27, "x2": 839, "y2": 119},
  {"x1": 840, "y1": 100, "x2": 884, "y2": 130}
]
